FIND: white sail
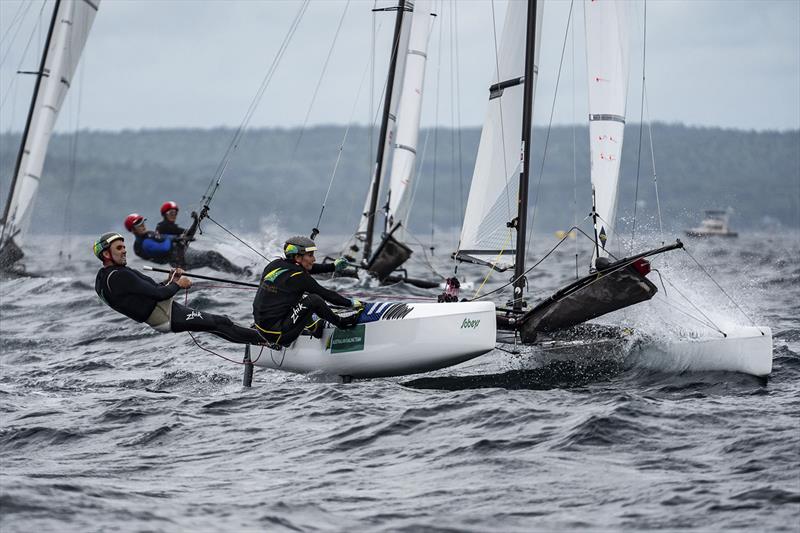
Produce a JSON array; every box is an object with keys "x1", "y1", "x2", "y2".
[
  {"x1": 354, "y1": 3, "x2": 414, "y2": 241},
  {"x1": 386, "y1": 0, "x2": 433, "y2": 233},
  {"x1": 457, "y1": 0, "x2": 543, "y2": 267},
  {"x1": 1, "y1": 0, "x2": 100, "y2": 250},
  {"x1": 585, "y1": 0, "x2": 629, "y2": 260}
]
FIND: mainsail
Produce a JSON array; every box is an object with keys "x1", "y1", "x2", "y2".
[
  {"x1": 354, "y1": 1, "x2": 413, "y2": 261},
  {"x1": 456, "y1": 0, "x2": 543, "y2": 270},
  {"x1": 0, "y1": 0, "x2": 100, "y2": 268},
  {"x1": 585, "y1": 0, "x2": 629, "y2": 260},
  {"x1": 385, "y1": 0, "x2": 433, "y2": 234}
]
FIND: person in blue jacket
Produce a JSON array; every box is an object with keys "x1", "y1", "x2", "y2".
[{"x1": 123, "y1": 213, "x2": 250, "y2": 276}]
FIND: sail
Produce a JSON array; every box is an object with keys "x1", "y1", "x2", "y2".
[
  {"x1": 1, "y1": 0, "x2": 100, "y2": 258},
  {"x1": 385, "y1": 0, "x2": 433, "y2": 233},
  {"x1": 585, "y1": 0, "x2": 629, "y2": 260},
  {"x1": 353, "y1": 2, "x2": 414, "y2": 243},
  {"x1": 456, "y1": 0, "x2": 543, "y2": 268}
]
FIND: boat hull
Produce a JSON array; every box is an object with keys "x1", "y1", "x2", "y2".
[
  {"x1": 631, "y1": 325, "x2": 772, "y2": 377},
  {"x1": 253, "y1": 301, "x2": 497, "y2": 379}
]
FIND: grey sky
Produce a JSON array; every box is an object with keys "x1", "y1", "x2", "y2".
[{"x1": 1, "y1": 0, "x2": 798, "y2": 133}]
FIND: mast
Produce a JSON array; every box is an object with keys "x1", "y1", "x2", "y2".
[
  {"x1": 363, "y1": 0, "x2": 407, "y2": 264},
  {"x1": 1, "y1": 0, "x2": 62, "y2": 229},
  {"x1": 512, "y1": 0, "x2": 538, "y2": 311}
]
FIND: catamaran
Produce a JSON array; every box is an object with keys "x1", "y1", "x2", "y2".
[{"x1": 453, "y1": 0, "x2": 772, "y2": 377}]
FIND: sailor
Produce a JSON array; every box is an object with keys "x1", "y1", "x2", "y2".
[
  {"x1": 93, "y1": 232, "x2": 264, "y2": 345},
  {"x1": 124, "y1": 213, "x2": 250, "y2": 276},
  {"x1": 155, "y1": 201, "x2": 190, "y2": 236},
  {"x1": 252, "y1": 236, "x2": 360, "y2": 346}
]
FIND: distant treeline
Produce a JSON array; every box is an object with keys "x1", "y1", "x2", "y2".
[{"x1": 0, "y1": 123, "x2": 797, "y2": 238}]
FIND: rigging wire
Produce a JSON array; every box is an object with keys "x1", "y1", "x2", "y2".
[
  {"x1": 59, "y1": 42, "x2": 87, "y2": 258},
  {"x1": 681, "y1": 246, "x2": 760, "y2": 328},
  {"x1": 630, "y1": 0, "x2": 647, "y2": 252},
  {"x1": 526, "y1": 0, "x2": 575, "y2": 254},
  {"x1": 289, "y1": 0, "x2": 351, "y2": 161},
  {"x1": 313, "y1": 42, "x2": 376, "y2": 235},
  {"x1": 430, "y1": 3, "x2": 445, "y2": 255},
  {"x1": 0, "y1": 0, "x2": 46, "y2": 115},
  {"x1": 645, "y1": 87, "x2": 665, "y2": 245},
  {"x1": 571, "y1": 1, "x2": 578, "y2": 279},
  {"x1": 198, "y1": 0, "x2": 310, "y2": 213},
  {"x1": 489, "y1": 0, "x2": 513, "y2": 231},
  {"x1": 204, "y1": 214, "x2": 269, "y2": 262}
]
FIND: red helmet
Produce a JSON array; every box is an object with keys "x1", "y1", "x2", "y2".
[
  {"x1": 124, "y1": 213, "x2": 145, "y2": 232},
  {"x1": 160, "y1": 201, "x2": 179, "y2": 215}
]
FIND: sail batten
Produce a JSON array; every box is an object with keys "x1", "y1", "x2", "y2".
[{"x1": 457, "y1": 0, "x2": 543, "y2": 268}]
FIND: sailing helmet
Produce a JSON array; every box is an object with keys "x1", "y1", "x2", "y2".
[
  {"x1": 93, "y1": 232, "x2": 124, "y2": 260},
  {"x1": 124, "y1": 213, "x2": 145, "y2": 232},
  {"x1": 284, "y1": 236, "x2": 317, "y2": 257},
  {"x1": 160, "y1": 201, "x2": 179, "y2": 215}
]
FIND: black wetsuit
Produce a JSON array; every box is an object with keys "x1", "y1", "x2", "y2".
[
  {"x1": 133, "y1": 229, "x2": 247, "y2": 276},
  {"x1": 155, "y1": 220, "x2": 186, "y2": 236},
  {"x1": 95, "y1": 265, "x2": 263, "y2": 344},
  {"x1": 252, "y1": 258, "x2": 357, "y2": 346}
]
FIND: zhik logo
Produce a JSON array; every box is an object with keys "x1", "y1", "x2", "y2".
[{"x1": 186, "y1": 311, "x2": 203, "y2": 321}]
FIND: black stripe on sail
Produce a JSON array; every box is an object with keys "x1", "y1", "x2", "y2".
[
  {"x1": 409, "y1": 49, "x2": 427, "y2": 58},
  {"x1": 489, "y1": 77, "x2": 523, "y2": 100},
  {"x1": 82, "y1": 0, "x2": 100, "y2": 11},
  {"x1": 395, "y1": 144, "x2": 416, "y2": 155},
  {"x1": 589, "y1": 113, "x2": 625, "y2": 123}
]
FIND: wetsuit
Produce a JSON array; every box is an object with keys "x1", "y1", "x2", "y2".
[
  {"x1": 133, "y1": 230, "x2": 248, "y2": 276},
  {"x1": 155, "y1": 220, "x2": 186, "y2": 236},
  {"x1": 252, "y1": 258, "x2": 358, "y2": 346},
  {"x1": 95, "y1": 265, "x2": 263, "y2": 344},
  {"x1": 133, "y1": 231, "x2": 174, "y2": 264}
]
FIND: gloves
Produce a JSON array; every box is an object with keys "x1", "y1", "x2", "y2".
[
  {"x1": 334, "y1": 257, "x2": 348, "y2": 272},
  {"x1": 351, "y1": 298, "x2": 364, "y2": 309}
]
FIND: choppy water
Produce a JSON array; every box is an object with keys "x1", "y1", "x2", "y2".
[{"x1": 1, "y1": 232, "x2": 799, "y2": 532}]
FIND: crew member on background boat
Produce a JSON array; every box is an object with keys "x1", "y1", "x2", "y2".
[
  {"x1": 124, "y1": 213, "x2": 251, "y2": 276},
  {"x1": 93, "y1": 232, "x2": 264, "y2": 345},
  {"x1": 155, "y1": 200, "x2": 203, "y2": 239},
  {"x1": 252, "y1": 236, "x2": 360, "y2": 346}
]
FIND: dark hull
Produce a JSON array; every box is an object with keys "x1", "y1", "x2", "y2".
[{"x1": 498, "y1": 241, "x2": 683, "y2": 344}]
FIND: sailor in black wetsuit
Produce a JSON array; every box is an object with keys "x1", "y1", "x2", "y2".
[
  {"x1": 155, "y1": 201, "x2": 188, "y2": 236},
  {"x1": 252, "y1": 236, "x2": 359, "y2": 346},
  {"x1": 93, "y1": 232, "x2": 264, "y2": 345},
  {"x1": 124, "y1": 212, "x2": 250, "y2": 276}
]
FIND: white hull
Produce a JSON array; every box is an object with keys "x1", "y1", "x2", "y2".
[
  {"x1": 253, "y1": 301, "x2": 497, "y2": 379},
  {"x1": 632, "y1": 325, "x2": 773, "y2": 377}
]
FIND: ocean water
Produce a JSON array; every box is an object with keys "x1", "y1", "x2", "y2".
[{"x1": 1, "y1": 232, "x2": 798, "y2": 532}]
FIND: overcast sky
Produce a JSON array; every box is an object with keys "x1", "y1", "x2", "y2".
[{"x1": 1, "y1": 0, "x2": 798, "y2": 133}]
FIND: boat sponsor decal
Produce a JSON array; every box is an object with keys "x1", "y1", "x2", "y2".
[
  {"x1": 359, "y1": 302, "x2": 414, "y2": 323},
  {"x1": 329, "y1": 324, "x2": 366, "y2": 354},
  {"x1": 461, "y1": 318, "x2": 480, "y2": 329}
]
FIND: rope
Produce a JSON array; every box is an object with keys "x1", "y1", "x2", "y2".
[
  {"x1": 472, "y1": 231, "x2": 513, "y2": 299},
  {"x1": 314, "y1": 26, "x2": 375, "y2": 234},
  {"x1": 204, "y1": 214, "x2": 268, "y2": 261},
  {"x1": 181, "y1": 288, "x2": 265, "y2": 365},
  {"x1": 199, "y1": 0, "x2": 310, "y2": 212}
]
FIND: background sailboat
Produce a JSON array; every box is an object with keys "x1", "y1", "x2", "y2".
[
  {"x1": 347, "y1": 0, "x2": 439, "y2": 289},
  {"x1": 0, "y1": 0, "x2": 100, "y2": 271}
]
